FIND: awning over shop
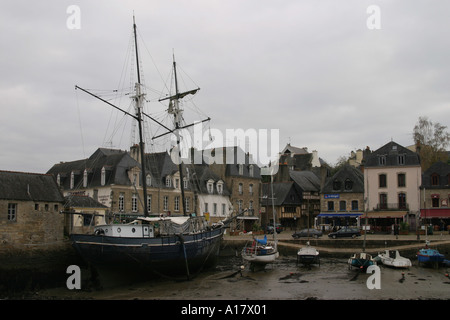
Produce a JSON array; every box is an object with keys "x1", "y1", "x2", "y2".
[
  {"x1": 420, "y1": 208, "x2": 450, "y2": 219},
  {"x1": 366, "y1": 211, "x2": 407, "y2": 219},
  {"x1": 317, "y1": 212, "x2": 363, "y2": 218}
]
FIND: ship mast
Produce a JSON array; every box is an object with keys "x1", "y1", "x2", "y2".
[{"x1": 132, "y1": 15, "x2": 149, "y2": 216}]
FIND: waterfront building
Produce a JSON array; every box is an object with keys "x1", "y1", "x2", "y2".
[
  {"x1": 363, "y1": 141, "x2": 421, "y2": 233},
  {"x1": 0, "y1": 170, "x2": 65, "y2": 252},
  {"x1": 318, "y1": 164, "x2": 365, "y2": 230},
  {"x1": 420, "y1": 161, "x2": 450, "y2": 232}
]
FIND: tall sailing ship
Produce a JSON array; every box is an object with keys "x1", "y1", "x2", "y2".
[{"x1": 70, "y1": 17, "x2": 237, "y2": 279}]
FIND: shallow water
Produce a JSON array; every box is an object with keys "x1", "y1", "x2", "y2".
[{"x1": 33, "y1": 253, "x2": 450, "y2": 301}]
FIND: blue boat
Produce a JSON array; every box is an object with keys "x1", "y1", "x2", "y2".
[{"x1": 417, "y1": 247, "x2": 445, "y2": 266}]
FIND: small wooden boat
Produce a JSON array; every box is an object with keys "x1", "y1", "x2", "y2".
[
  {"x1": 376, "y1": 250, "x2": 411, "y2": 268},
  {"x1": 348, "y1": 252, "x2": 375, "y2": 270}
]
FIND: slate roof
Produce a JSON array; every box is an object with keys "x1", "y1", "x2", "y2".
[
  {"x1": 261, "y1": 182, "x2": 302, "y2": 206},
  {"x1": 190, "y1": 164, "x2": 231, "y2": 196},
  {"x1": 64, "y1": 195, "x2": 108, "y2": 208},
  {"x1": 364, "y1": 141, "x2": 420, "y2": 167},
  {"x1": 46, "y1": 148, "x2": 141, "y2": 189},
  {"x1": 421, "y1": 161, "x2": 450, "y2": 188},
  {"x1": 289, "y1": 170, "x2": 321, "y2": 192},
  {"x1": 321, "y1": 164, "x2": 364, "y2": 193},
  {"x1": 0, "y1": 171, "x2": 64, "y2": 202}
]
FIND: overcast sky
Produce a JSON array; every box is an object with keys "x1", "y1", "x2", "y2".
[{"x1": 1, "y1": 0, "x2": 450, "y2": 173}]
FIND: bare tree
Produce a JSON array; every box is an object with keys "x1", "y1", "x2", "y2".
[{"x1": 413, "y1": 116, "x2": 450, "y2": 171}]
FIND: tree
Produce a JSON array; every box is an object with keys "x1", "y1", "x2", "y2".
[{"x1": 413, "y1": 116, "x2": 450, "y2": 171}]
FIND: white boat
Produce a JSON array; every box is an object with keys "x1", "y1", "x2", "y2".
[
  {"x1": 242, "y1": 235, "x2": 279, "y2": 266},
  {"x1": 377, "y1": 250, "x2": 412, "y2": 268},
  {"x1": 242, "y1": 175, "x2": 279, "y2": 270},
  {"x1": 297, "y1": 242, "x2": 320, "y2": 266}
]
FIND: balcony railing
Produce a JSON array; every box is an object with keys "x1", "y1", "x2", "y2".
[{"x1": 374, "y1": 203, "x2": 409, "y2": 211}]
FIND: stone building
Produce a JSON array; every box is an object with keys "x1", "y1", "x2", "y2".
[
  {"x1": 0, "y1": 170, "x2": 65, "y2": 253},
  {"x1": 420, "y1": 161, "x2": 450, "y2": 231},
  {"x1": 207, "y1": 147, "x2": 262, "y2": 232},
  {"x1": 319, "y1": 164, "x2": 365, "y2": 230}
]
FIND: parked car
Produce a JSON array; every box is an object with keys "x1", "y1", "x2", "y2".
[
  {"x1": 292, "y1": 228, "x2": 323, "y2": 239},
  {"x1": 328, "y1": 227, "x2": 361, "y2": 239},
  {"x1": 266, "y1": 223, "x2": 282, "y2": 234}
]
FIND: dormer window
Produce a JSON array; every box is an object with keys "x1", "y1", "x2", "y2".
[
  {"x1": 70, "y1": 171, "x2": 75, "y2": 189},
  {"x1": 344, "y1": 179, "x2": 353, "y2": 190},
  {"x1": 378, "y1": 155, "x2": 386, "y2": 165},
  {"x1": 57, "y1": 174, "x2": 61, "y2": 187},
  {"x1": 398, "y1": 154, "x2": 405, "y2": 165},
  {"x1": 217, "y1": 181, "x2": 224, "y2": 195},
  {"x1": 332, "y1": 180, "x2": 341, "y2": 191},
  {"x1": 83, "y1": 169, "x2": 88, "y2": 187},
  {"x1": 207, "y1": 179, "x2": 214, "y2": 194},
  {"x1": 101, "y1": 167, "x2": 106, "y2": 186},
  {"x1": 238, "y1": 164, "x2": 243, "y2": 175},
  {"x1": 249, "y1": 165, "x2": 254, "y2": 177},
  {"x1": 431, "y1": 173, "x2": 439, "y2": 186},
  {"x1": 146, "y1": 174, "x2": 152, "y2": 187},
  {"x1": 165, "y1": 176, "x2": 172, "y2": 188},
  {"x1": 183, "y1": 177, "x2": 189, "y2": 189}
]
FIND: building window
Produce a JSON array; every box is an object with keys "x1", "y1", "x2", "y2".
[
  {"x1": 431, "y1": 173, "x2": 439, "y2": 186},
  {"x1": 351, "y1": 200, "x2": 359, "y2": 211},
  {"x1": 8, "y1": 203, "x2": 17, "y2": 221},
  {"x1": 101, "y1": 167, "x2": 106, "y2": 186},
  {"x1": 57, "y1": 174, "x2": 61, "y2": 187},
  {"x1": 398, "y1": 154, "x2": 405, "y2": 165},
  {"x1": 175, "y1": 178, "x2": 180, "y2": 189},
  {"x1": 398, "y1": 173, "x2": 406, "y2": 187},
  {"x1": 238, "y1": 165, "x2": 243, "y2": 175},
  {"x1": 398, "y1": 193, "x2": 406, "y2": 209},
  {"x1": 183, "y1": 177, "x2": 188, "y2": 189},
  {"x1": 327, "y1": 201, "x2": 334, "y2": 211},
  {"x1": 146, "y1": 174, "x2": 152, "y2": 187},
  {"x1": 204, "y1": 202, "x2": 209, "y2": 213},
  {"x1": 147, "y1": 194, "x2": 151, "y2": 212},
  {"x1": 132, "y1": 193, "x2": 138, "y2": 212},
  {"x1": 339, "y1": 200, "x2": 346, "y2": 211},
  {"x1": 217, "y1": 182, "x2": 223, "y2": 195},
  {"x1": 344, "y1": 179, "x2": 353, "y2": 190},
  {"x1": 185, "y1": 197, "x2": 190, "y2": 212},
  {"x1": 213, "y1": 203, "x2": 217, "y2": 215},
  {"x1": 332, "y1": 180, "x2": 341, "y2": 191},
  {"x1": 70, "y1": 171, "x2": 75, "y2": 189},
  {"x1": 238, "y1": 183, "x2": 243, "y2": 195},
  {"x1": 379, "y1": 193, "x2": 387, "y2": 209},
  {"x1": 249, "y1": 184, "x2": 253, "y2": 195},
  {"x1": 175, "y1": 196, "x2": 180, "y2": 212},
  {"x1": 222, "y1": 203, "x2": 226, "y2": 215},
  {"x1": 249, "y1": 165, "x2": 254, "y2": 177},
  {"x1": 378, "y1": 155, "x2": 386, "y2": 165},
  {"x1": 54, "y1": 204, "x2": 59, "y2": 211},
  {"x1": 432, "y1": 196, "x2": 440, "y2": 208},
  {"x1": 249, "y1": 200, "x2": 254, "y2": 212},
  {"x1": 35, "y1": 203, "x2": 39, "y2": 211},
  {"x1": 207, "y1": 180, "x2": 214, "y2": 194},
  {"x1": 119, "y1": 193, "x2": 124, "y2": 212},
  {"x1": 163, "y1": 196, "x2": 169, "y2": 211},
  {"x1": 83, "y1": 169, "x2": 88, "y2": 188},
  {"x1": 165, "y1": 176, "x2": 172, "y2": 188},
  {"x1": 237, "y1": 200, "x2": 243, "y2": 212},
  {"x1": 379, "y1": 174, "x2": 387, "y2": 188}
]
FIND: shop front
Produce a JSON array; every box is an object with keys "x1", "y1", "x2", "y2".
[{"x1": 316, "y1": 212, "x2": 363, "y2": 232}]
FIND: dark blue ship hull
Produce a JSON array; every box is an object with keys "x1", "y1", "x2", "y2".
[{"x1": 70, "y1": 227, "x2": 224, "y2": 276}]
